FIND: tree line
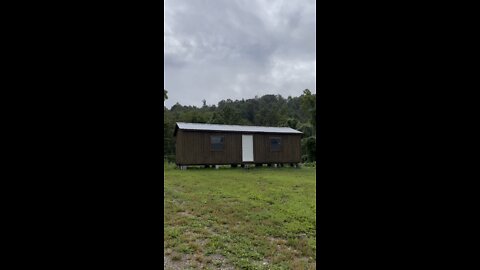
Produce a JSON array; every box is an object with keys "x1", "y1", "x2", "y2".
[{"x1": 164, "y1": 89, "x2": 316, "y2": 162}]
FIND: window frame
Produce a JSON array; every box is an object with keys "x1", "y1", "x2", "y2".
[
  {"x1": 210, "y1": 135, "x2": 225, "y2": 151},
  {"x1": 270, "y1": 137, "x2": 282, "y2": 152}
]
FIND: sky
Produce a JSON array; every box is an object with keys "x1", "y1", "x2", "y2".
[{"x1": 164, "y1": 0, "x2": 316, "y2": 109}]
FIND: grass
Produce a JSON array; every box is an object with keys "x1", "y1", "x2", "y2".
[{"x1": 164, "y1": 163, "x2": 316, "y2": 270}]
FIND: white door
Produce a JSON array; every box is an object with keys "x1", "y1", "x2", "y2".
[{"x1": 242, "y1": 135, "x2": 254, "y2": 162}]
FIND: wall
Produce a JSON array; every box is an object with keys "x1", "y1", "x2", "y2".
[{"x1": 175, "y1": 130, "x2": 301, "y2": 165}]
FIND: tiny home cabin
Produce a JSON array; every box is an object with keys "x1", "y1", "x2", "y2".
[{"x1": 174, "y1": 122, "x2": 302, "y2": 168}]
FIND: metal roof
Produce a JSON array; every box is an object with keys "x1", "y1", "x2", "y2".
[{"x1": 175, "y1": 122, "x2": 302, "y2": 134}]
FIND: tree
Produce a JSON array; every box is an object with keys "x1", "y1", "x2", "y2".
[
  {"x1": 301, "y1": 136, "x2": 316, "y2": 162},
  {"x1": 209, "y1": 103, "x2": 242, "y2": 125},
  {"x1": 164, "y1": 89, "x2": 168, "y2": 102},
  {"x1": 300, "y1": 89, "x2": 316, "y2": 135},
  {"x1": 284, "y1": 118, "x2": 299, "y2": 129}
]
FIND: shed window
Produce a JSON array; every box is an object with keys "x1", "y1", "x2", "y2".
[
  {"x1": 270, "y1": 137, "x2": 282, "y2": 151},
  {"x1": 211, "y1": 135, "x2": 224, "y2": 151}
]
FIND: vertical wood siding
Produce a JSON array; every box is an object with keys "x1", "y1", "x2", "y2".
[
  {"x1": 253, "y1": 134, "x2": 301, "y2": 164},
  {"x1": 175, "y1": 130, "x2": 301, "y2": 165}
]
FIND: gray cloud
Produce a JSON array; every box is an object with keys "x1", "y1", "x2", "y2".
[{"x1": 164, "y1": 0, "x2": 316, "y2": 108}]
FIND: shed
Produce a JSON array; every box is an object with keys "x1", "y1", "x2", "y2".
[{"x1": 174, "y1": 122, "x2": 303, "y2": 167}]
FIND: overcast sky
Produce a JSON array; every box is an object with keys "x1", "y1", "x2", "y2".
[{"x1": 164, "y1": 0, "x2": 316, "y2": 109}]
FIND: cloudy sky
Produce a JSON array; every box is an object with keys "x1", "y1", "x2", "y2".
[{"x1": 164, "y1": 0, "x2": 316, "y2": 108}]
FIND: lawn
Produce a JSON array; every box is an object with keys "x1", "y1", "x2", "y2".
[{"x1": 164, "y1": 163, "x2": 316, "y2": 270}]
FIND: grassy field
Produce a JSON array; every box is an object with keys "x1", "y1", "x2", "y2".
[{"x1": 164, "y1": 163, "x2": 316, "y2": 270}]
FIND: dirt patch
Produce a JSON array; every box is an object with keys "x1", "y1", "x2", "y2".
[
  {"x1": 208, "y1": 254, "x2": 235, "y2": 270},
  {"x1": 164, "y1": 255, "x2": 191, "y2": 270},
  {"x1": 164, "y1": 253, "x2": 235, "y2": 270},
  {"x1": 177, "y1": 211, "x2": 196, "y2": 218},
  {"x1": 268, "y1": 236, "x2": 293, "y2": 252}
]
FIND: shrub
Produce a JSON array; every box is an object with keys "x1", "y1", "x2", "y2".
[
  {"x1": 301, "y1": 136, "x2": 316, "y2": 162},
  {"x1": 302, "y1": 162, "x2": 316, "y2": 167},
  {"x1": 164, "y1": 155, "x2": 176, "y2": 163}
]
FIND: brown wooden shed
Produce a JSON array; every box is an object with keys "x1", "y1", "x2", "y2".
[{"x1": 174, "y1": 122, "x2": 303, "y2": 167}]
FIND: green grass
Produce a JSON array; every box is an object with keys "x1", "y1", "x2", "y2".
[{"x1": 164, "y1": 163, "x2": 316, "y2": 270}]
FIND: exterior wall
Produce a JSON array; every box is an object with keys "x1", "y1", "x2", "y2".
[
  {"x1": 253, "y1": 133, "x2": 302, "y2": 164},
  {"x1": 175, "y1": 130, "x2": 302, "y2": 165},
  {"x1": 176, "y1": 130, "x2": 242, "y2": 165}
]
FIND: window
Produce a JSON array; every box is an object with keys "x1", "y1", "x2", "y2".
[
  {"x1": 211, "y1": 135, "x2": 225, "y2": 151},
  {"x1": 270, "y1": 137, "x2": 281, "y2": 151}
]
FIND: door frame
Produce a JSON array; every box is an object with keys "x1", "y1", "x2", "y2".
[{"x1": 242, "y1": 134, "x2": 254, "y2": 162}]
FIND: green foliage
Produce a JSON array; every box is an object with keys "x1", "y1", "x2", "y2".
[
  {"x1": 297, "y1": 123, "x2": 314, "y2": 137},
  {"x1": 300, "y1": 89, "x2": 316, "y2": 134},
  {"x1": 301, "y1": 136, "x2": 316, "y2": 162},
  {"x1": 163, "y1": 91, "x2": 317, "y2": 161},
  {"x1": 284, "y1": 118, "x2": 299, "y2": 129},
  {"x1": 164, "y1": 154, "x2": 175, "y2": 163}
]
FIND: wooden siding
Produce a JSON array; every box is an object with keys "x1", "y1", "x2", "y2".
[
  {"x1": 175, "y1": 130, "x2": 301, "y2": 165},
  {"x1": 253, "y1": 134, "x2": 302, "y2": 164}
]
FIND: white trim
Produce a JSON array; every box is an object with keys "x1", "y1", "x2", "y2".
[{"x1": 242, "y1": 135, "x2": 254, "y2": 162}]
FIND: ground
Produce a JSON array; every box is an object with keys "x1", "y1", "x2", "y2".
[{"x1": 164, "y1": 163, "x2": 316, "y2": 270}]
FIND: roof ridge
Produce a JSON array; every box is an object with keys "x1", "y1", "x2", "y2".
[
  {"x1": 176, "y1": 122, "x2": 294, "y2": 129},
  {"x1": 175, "y1": 122, "x2": 302, "y2": 134}
]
